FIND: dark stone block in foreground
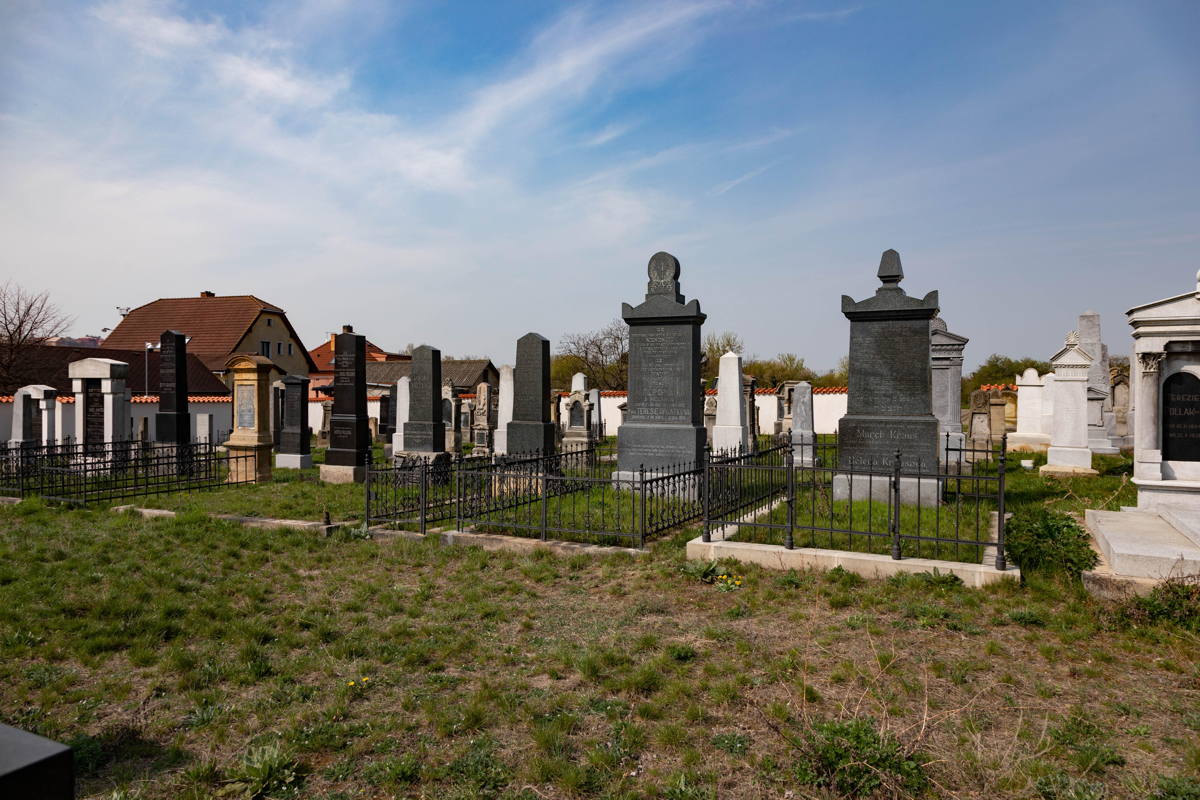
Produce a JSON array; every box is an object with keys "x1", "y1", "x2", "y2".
[{"x1": 0, "y1": 723, "x2": 73, "y2": 800}]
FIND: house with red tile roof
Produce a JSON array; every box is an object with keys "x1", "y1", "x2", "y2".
[{"x1": 101, "y1": 292, "x2": 316, "y2": 378}]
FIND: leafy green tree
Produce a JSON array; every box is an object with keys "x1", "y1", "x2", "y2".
[{"x1": 963, "y1": 354, "x2": 1051, "y2": 404}]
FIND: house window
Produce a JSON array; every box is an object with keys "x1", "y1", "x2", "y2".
[
  {"x1": 276, "y1": 342, "x2": 282, "y2": 355},
  {"x1": 260, "y1": 341, "x2": 270, "y2": 357},
  {"x1": 288, "y1": 343, "x2": 293, "y2": 355},
  {"x1": 266, "y1": 318, "x2": 273, "y2": 327}
]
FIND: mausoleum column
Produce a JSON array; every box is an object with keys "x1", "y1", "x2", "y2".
[{"x1": 1134, "y1": 351, "x2": 1164, "y2": 479}]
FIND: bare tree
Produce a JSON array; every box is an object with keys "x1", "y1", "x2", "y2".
[
  {"x1": 702, "y1": 330, "x2": 745, "y2": 380},
  {"x1": 0, "y1": 281, "x2": 71, "y2": 391},
  {"x1": 556, "y1": 318, "x2": 629, "y2": 390}
]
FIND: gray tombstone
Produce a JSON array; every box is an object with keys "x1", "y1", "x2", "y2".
[
  {"x1": 493, "y1": 366, "x2": 514, "y2": 455},
  {"x1": 320, "y1": 326, "x2": 370, "y2": 483},
  {"x1": 1078, "y1": 311, "x2": 1120, "y2": 454},
  {"x1": 834, "y1": 249, "x2": 939, "y2": 506},
  {"x1": 506, "y1": 332, "x2": 555, "y2": 455},
  {"x1": 154, "y1": 330, "x2": 190, "y2": 447},
  {"x1": 391, "y1": 376, "x2": 411, "y2": 454},
  {"x1": 276, "y1": 375, "x2": 311, "y2": 469},
  {"x1": 930, "y1": 316, "x2": 968, "y2": 457},
  {"x1": 616, "y1": 252, "x2": 706, "y2": 477},
  {"x1": 401, "y1": 345, "x2": 446, "y2": 453},
  {"x1": 790, "y1": 380, "x2": 815, "y2": 466}
]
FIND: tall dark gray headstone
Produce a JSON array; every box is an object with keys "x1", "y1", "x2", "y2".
[
  {"x1": 506, "y1": 333, "x2": 555, "y2": 455},
  {"x1": 385, "y1": 382, "x2": 398, "y2": 437},
  {"x1": 402, "y1": 345, "x2": 445, "y2": 452},
  {"x1": 324, "y1": 326, "x2": 369, "y2": 469},
  {"x1": 616, "y1": 252, "x2": 706, "y2": 474},
  {"x1": 836, "y1": 250, "x2": 940, "y2": 494},
  {"x1": 154, "y1": 330, "x2": 190, "y2": 446},
  {"x1": 0, "y1": 723, "x2": 73, "y2": 800},
  {"x1": 276, "y1": 375, "x2": 311, "y2": 469}
]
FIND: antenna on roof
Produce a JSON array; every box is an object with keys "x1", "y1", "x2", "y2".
[{"x1": 117, "y1": 306, "x2": 131, "y2": 317}]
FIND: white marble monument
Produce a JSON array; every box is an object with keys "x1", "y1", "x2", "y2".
[
  {"x1": 712, "y1": 352, "x2": 749, "y2": 454},
  {"x1": 69, "y1": 358, "x2": 131, "y2": 451},
  {"x1": 1009, "y1": 367, "x2": 1051, "y2": 452},
  {"x1": 492, "y1": 365, "x2": 514, "y2": 455},
  {"x1": 391, "y1": 376, "x2": 410, "y2": 455},
  {"x1": 1040, "y1": 333, "x2": 1096, "y2": 476},
  {"x1": 9, "y1": 385, "x2": 57, "y2": 447},
  {"x1": 790, "y1": 380, "x2": 815, "y2": 466}
]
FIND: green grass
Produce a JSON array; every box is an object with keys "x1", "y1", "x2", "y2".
[{"x1": 1, "y1": 496, "x2": 1198, "y2": 799}]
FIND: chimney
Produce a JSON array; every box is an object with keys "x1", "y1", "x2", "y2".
[
  {"x1": 342, "y1": 324, "x2": 354, "y2": 334},
  {"x1": 200, "y1": 291, "x2": 215, "y2": 298}
]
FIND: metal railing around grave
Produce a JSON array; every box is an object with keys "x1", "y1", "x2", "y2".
[
  {"x1": 704, "y1": 434, "x2": 1007, "y2": 567},
  {"x1": 0, "y1": 438, "x2": 258, "y2": 505}
]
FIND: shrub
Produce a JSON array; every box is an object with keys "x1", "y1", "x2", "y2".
[
  {"x1": 790, "y1": 717, "x2": 927, "y2": 796},
  {"x1": 1119, "y1": 576, "x2": 1200, "y2": 632},
  {"x1": 1004, "y1": 508, "x2": 1098, "y2": 577}
]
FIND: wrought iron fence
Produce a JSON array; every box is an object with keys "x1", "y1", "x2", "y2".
[
  {"x1": 704, "y1": 435, "x2": 1007, "y2": 567},
  {"x1": 0, "y1": 438, "x2": 259, "y2": 505}
]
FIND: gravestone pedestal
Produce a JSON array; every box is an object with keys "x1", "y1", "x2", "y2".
[
  {"x1": 834, "y1": 250, "x2": 940, "y2": 507},
  {"x1": 615, "y1": 252, "x2": 706, "y2": 484},
  {"x1": 223, "y1": 355, "x2": 279, "y2": 483}
]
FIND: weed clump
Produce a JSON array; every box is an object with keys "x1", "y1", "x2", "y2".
[
  {"x1": 1117, "y1": 576, "x2": 1200, "y2": 632},
  {"x1": 789, "y1": 717, "x2": 927, "y2": 797},
  {"x1": 1004, "y1": 508, "x2": 1098, "y2": 578},
  {"x1": 221, "y1": 741, "x2": 305, "y2": 798}
]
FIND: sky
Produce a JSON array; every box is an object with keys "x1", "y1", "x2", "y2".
[{"x1": 1, "y1": 0, "x2": 1198, "y2": 372}]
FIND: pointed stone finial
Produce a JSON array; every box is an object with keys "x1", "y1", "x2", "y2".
[
  {"x1": 1195, "y1": 267, "x2": 1200, "y2": 295},
  {"x1": 878, "y1": 249, "x2": 903, "y2": 287},
  {"x1": 1066, "y1": 330, "x2": 1079, "y2": 346}
]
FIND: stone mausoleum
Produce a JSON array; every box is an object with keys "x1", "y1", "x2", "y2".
[{"x1": 1085, "y1": 272, "x2": 1200, "y2": 579}]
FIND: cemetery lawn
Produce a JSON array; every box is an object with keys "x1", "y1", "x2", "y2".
[{"x1": 2, "y1": 499, "x2": 1199, "y2": 800}]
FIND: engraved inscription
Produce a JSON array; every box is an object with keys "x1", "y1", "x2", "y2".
[
  {"x1": 629, "y1": 326, "x2": 691, "y2": 425},
  {"x1": 236, "y1": 384, "x2": 255, "y2": 429},
  {"x1": 1163, "y1": 372, "x2": 1200, "y2": 462}
]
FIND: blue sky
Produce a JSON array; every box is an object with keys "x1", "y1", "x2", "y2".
[{"x1": 1, "y1": 0, "x2": 1197, "y2": 371}]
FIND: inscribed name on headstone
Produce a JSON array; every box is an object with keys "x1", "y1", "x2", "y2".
[
  {"x1": 1163, "y1": 372, "x2": 1200, "y2": 462},
  {"x1": 84, "y1": 379, "x2": 104, "y2": 450}
]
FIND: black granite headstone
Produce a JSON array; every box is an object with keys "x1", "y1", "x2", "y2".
[
  {"x1": 378, "y1": 393, "x2": 392, "y2": 439},
  {"x1": 0, "y1": 723, "x2": 73, "y2": 799},
  {"x1": 617, "y1": 252, "x2": 706, "y2": 472},
  {"x1": 279, "y1": 375, "x2": 311, "y2": 457},
  {"x1": 385, "y1": 382, "x2": 398, "y2": 437},
  {"x1": 154, "y1": 330, "x2": 191, "y2": 446},
  {"x1": 83, "y1": 378, "x2": 104, "y2": 454},
  {"x1": 272, "y1": 385, "x2": 284, "y2": 446},
  {"x1": 837, "y1": 250, "x2": 940, "y2": 473},
  {"x1": 1163, "y1": 371, "x2": 1200, "y2": 462},
  {"x1": 569, "y1": 401, "x2": 584, "y2": 429},
  {"x1": 507, "y1": 332, "x2": 555, "y2": 455},
  {"x1": 402, "y1": 345, "x2": 445, "y2": 452},
  {"x1": 22, "y1": 394, "x2": 40, "y2": 443},
  {"x1": 325, "y1": 326, "x2": 370, "y2": 467}
]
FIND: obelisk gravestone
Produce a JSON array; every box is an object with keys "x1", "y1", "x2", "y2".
[
  {"x1": 154, "y1": 330, "x2": 190, "y2": 447},
  {"x1": 320, "y1": 325, "x2": 369, "y2": 483},
  {"x1": 401, "y1": 346, "x2": 446, "y2": 454}
]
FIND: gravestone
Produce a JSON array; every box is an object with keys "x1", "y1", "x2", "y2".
[
  {"x1": 712, "y1": 352, "x2": 748, "y2": 453},
  {"x1": 195, "y1": 412, "x2": 213, "y2": 444},
  {"x1": 1040, "y1": 332, "x2": 1096, "y2": 476},
  {"x1": 272, "y1": 383, "x2": 284, "y2": 447},
  {"x1": 391, "y1": 376, "x2": 411, "y2": 454},
  {"x1": 790, "y1": 380, "x2": 815, "y2": 466},
  {"x1": 316, "y1": 399, "x2": 333, "y2": 446},
  {"x1": 562, "y1": 372, "x2": 592, "y2": 452},
  {"x1": 834, "y1": 249, "x2": 940, "y2": 506},
  {"x1": 989, "y1": 390, "x2": 1008, "y2": 443},
  {"x1": 616, "y1": 252, "x2": 706, "y2": 477},
  {"x1": 0, "y1": 723, "x2": 73, "y2": 799},
  {"x1": 68, "y1": 357, "x2": 130, "y2": 455},
  {"x1": 320, "y1": 326, "x2": 370, "y2": 483},
  {"x1": 589, "y1": 387, "x2": 603, "y2": 441},
  {"x1": 1162, "y1": 372, "x2": 1200, "y2": 462},
  {"x1": 276, "y1": 375, "x2": 311, "y2": 469},
  {"x1": 472, "y1": 382, "x2": 494, "y2": 453},
  {"x1": 8, "y1": 385, "x2": 56, "y2": 448},
  {"x1": 400, "y1": 345, "x2": 447, "y2": 457},
  {"x1": 1010, "y1": 368, "x2": 1051, "y2": 452},
  {"x1": 154, "y1": 330, "x2": 190, "y2": 448},
  {"x1": 506, "y1": 333, "x2": 555, "y2": 455},
  {"x1": 1078, "y1": 311, "x2": 1120, "y2": 453},
  {"x1": 929, "y1": 316, "x2": 968, "y2": 456},
  {"x1": 378, "y1": 392, "x2": 392, "y2": 441},
  {"x1": 385, "y1": 382, "x2": 398, "y2": 438},
  {"x1": 967, "y1": 389, "x2": 992, "y2": 450},
  {"x1": 493, "y1": 365, "x2": 514, "y2": 455},
  {"x1": 223, "y1": 355, "x2": 279, "y2": 483},
  {"x1": 703, "y1": 394, "x2": 717, "y2": 445}
]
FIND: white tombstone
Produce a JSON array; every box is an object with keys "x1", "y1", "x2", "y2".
[
  {"x1": 391, "y1": 376, "x2": 411, "y2": 454},
  {"x1": 69, "y1": 358, "x2": 131, "y2": 451},
  {"x1": 712, "y1": 351, "x2": 749, "y2": 453},
  {"x1": 790, "y1": 380, "x2": 815, "y2": 465},
  {"x1": 1040, "y1": 333, "x2": 1096, "y2": 476},
  {"x1": 570, "y1": 372, "x2": 587, "y2": 393},
  {"x1": 1009, "y1": 367, "x2": 1050, "y2": 451},
  {"x1": 195, "y1": 412, "x2": 214, "y2": 444},
  {"x1": 9, "y1": 385, "x2": 57, "y2": 447},
  {"x1": 1039, "y1": 373, "x2": 1056, "y2": 444},
  {"x1": 492, "y1": 365, "x2": 514, "y2": 455},
  {"x1": 588, "y1": 388, "x2": 603, "y2": 439}
]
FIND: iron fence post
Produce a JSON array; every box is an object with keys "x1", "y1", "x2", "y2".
[
  {"x1": 364, "y1": 447, "x2": 372, "y2": 527},
  {"x1": 702, "y1": 451, "x2": 711, "y2": 543},
  {"x1": 785, "y1": 448, "x2": 795, "y2": 550},
  {"x1": 419, "y1": 460, "x2": 427, "y2": 535},
  {"x1": 996, "y1": 434, "x2": 1008, "y2": 571},
  {"x1": 638, "y1": 465, "x2": 647, "y2": 549},
  {"x1": 455, "y1": 454, "x2": 463, "y2": 532},
  {"x1": 890, "y1": 449, "x2": 902, "y2": 560},
  {"x1": 540, "y1": 466, "x2": 548, "y2": 541}
]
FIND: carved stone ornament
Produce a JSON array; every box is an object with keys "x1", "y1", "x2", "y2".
[{"x1": 1137, "y1": 351, "x2": 1165, "y2": 374}]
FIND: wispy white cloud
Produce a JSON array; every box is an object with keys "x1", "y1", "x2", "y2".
[
  {"x1": 783, "y1": 6, "x2": 861, "y2": 24},
  {"x1": 581, "y1": 121, "x2": 639, "y2": 148},
  {"x1": 710, "y1": 161, "x2": 778, "y2": 196}
]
